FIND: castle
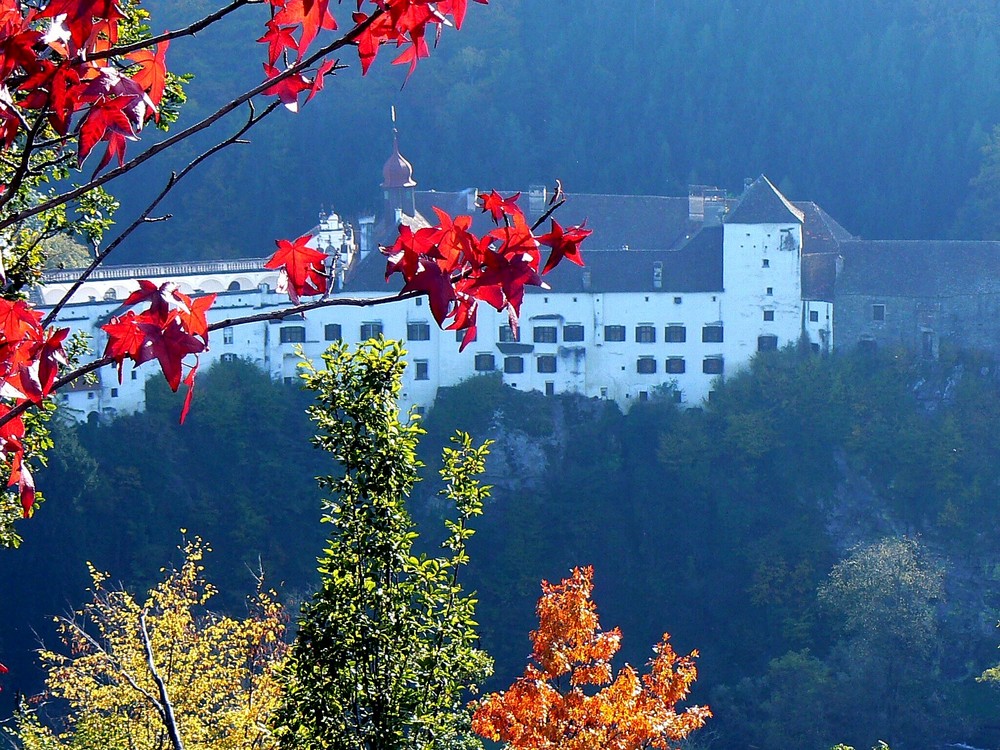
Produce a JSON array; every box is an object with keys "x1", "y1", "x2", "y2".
[{"x1": 39, "y1": 138, "x2": 999, "y2": 422}]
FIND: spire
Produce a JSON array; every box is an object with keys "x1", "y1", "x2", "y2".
[{"x1": 382, "y1": 108, "x2": 417, "y2": 189}]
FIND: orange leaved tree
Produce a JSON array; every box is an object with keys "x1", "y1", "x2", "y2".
[{"x1": 472, "y1": 566, "x2": 710, "y2": 750}]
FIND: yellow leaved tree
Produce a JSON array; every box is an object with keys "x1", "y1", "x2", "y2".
[{"x1": 10, "y1": 538, "x2": 287, "y2": 750}]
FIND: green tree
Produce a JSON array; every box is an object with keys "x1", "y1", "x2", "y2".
[{"x1": 274, "y1": 339, "x2": 493, "y2": 750}]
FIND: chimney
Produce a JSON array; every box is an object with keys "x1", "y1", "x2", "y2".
[
  {"x1": 528, "y1": 185, "x2": 547, "y2": 214},
  {"x1": 653, "y1": 261, "x2": 663, "y2": 289},
  {"x1": 582, "y1": 270, "x2": 592, "y2": 290}
]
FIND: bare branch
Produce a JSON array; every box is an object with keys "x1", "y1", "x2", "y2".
[
  {"x1": 139, "y1": 609, "x2": 185, "y2": 750},
  {"x1": 56, "y1": 615, "x2": 167, "y2": 718},
  {"x1": 90, "y1": 0, "x2": 262, "y2": 61},
  {"x1": 530, "y1": 198, "x2": 566, "y2": 232}
]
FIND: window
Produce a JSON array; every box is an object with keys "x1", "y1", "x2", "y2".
[
  {"x1": 537, "y1": 355, "x2": 557, "y2": 373},
  {"x1": 223, "y1": 326, "x2": 234, "y2": 345},
  {"x1": 872, "y1": 304, "x2": 886, "y2": 322},
  {"x1": 636, "y1": 357, "x2": 657, "y2": 374},
  {"x1": 635, "y1": 324, "x2": 656, "y2": 343},
  {"x1": 702, "y1": 325, "x2": 724, "y2": 343},
  {"x1": 415, "y1": 297, "x2": 423, "y2": 307},
  {"x1": 415, "y1": 360, "x2": 429, "y2": 380},
  {"x1": 763, "y1": 310, "x2": 774, "y2": 322},
  {"x1": 665, "y1": 325, "x2": 686, "y2": 343},
  {"x1": 703, "y1": 357, "x2": 724, "y2": 375},
  {"x1": 279, "y1": 326, "x2": 306, "y2": 343},
  {"x1": 639, "y1": 391, "x2": 649, "y2": 402},
  {"x1": 414, "y1": 405, "x2": 426, "y2": 416},
  {"x1": 766, "y1": 287, "x2": 773, "y2": 296},
  {"x1": 407, "y1": 321, "x2": 430, "y2": 341},
  {"x1": 456, "y1": 328, "x2": 477, "y2": 343},
  {"x1": 666, "y1": 357, "x2": 685, "y2": 374},
  {"x1": 809, "y1": 310, "x2": 819, "y2": 323},
  {"x1": 474, "y1": 353, "x2": 495, "y2": 372},
  {"x1": 103, "y1": 288, "x2": 117, "y2": 301},
  {"x1": 563, "y1": 324, "x2": 585, "y2": 342},
  {"x1": 604, "y1": 325, "x2": 626, "y2": 342},
  {"x1": 758, "y1": 335, "x2": 779, "y2": 351},
  {"x1": 110, "y1": 388, "x2": 118, "y2": 397},
  {"x1": 762, "y1": 258, "x2": 770, "y2": 268},
  {"x1": 533, "y1": 326, "x2": 557, "y2": 343},
  {"x1": 221, "y1": 353, "x2": 238, "y2": 363},
  {"x1": 672, "y1": 390, "x2": 682, "y2": 404},
  {"x1": 325, "y1": 323, "x2": 342, "y2": 341},
  {"x1": 131, "y1": 371, "x2": 137, "y2": 381},
  {"x1": 498, "y1": 325, "x2": 519, "y2": 342},
  {"x1": 545, "y1": 382, "x2": 555, "y2": 396},
  {"x1": 673, "y1": 296, "x2": 683, "y2": 305},
  {"x1": 360, "y1": 321, "x2": 383, "y2": 339},
  {"x1": 504, "y1": 356, "x2": 524, "y2": 374},
  {"x1": 228, "y1": 280, "x2": 241, "y2": 292}
]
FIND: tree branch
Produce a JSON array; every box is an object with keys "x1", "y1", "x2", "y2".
[{"x1": 139, "y1": 610, "x2": 185, "y2": 750}]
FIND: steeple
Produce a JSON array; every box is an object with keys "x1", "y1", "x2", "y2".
[{"x1": 381, "y1": 107, "x2": 417, "y2": 218}]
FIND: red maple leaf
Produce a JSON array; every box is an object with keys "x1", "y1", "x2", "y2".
[
  {"x1": 126, "y1": 39, "x2": 169, "y2": 114},
  {"x1": 273, "y1": 0, "x2": 337, "y2": 57},
  {"x1": 102, "y1": 310, "x2": 150, "y2": 382},
  {"x1": 76, "y1": 95, "x2": 136, "y2": 167},
  {"x1": 538, "y1": 219, "x2": 591, "y2": 274},
  {"x1": 263, "y1": 63, "x2": 311, "y2": 111},
  {"x1": 402, "y1": 258, "x2": 456, "y2": 326},
  {"x1": 258, "y1": 20, "x2": 299, "y2": 66},
  {"x1": 265, "y1": 234, "x2": 328, "y2": 304},
  {"x1": 479, "y1": 190, "x2": 521, "y2": 225},
  {"x1": 140, "y1": 317, "x2": 206, "y2": 392}
]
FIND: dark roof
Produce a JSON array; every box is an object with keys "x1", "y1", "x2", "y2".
[
  {"x1": 413, "y1": 190, "x2": 696, "y2": 251},
  {"x1": 802, "y1": 253, "x2": 839, "y2": 302},
  {"x1": 838, "y1": 240, "x2": 1000, "y2": 297},
  {"x1": 725, "y1": 175, "x2": 804, "y2": 225},
  {"x1": 342, "y1": 225, "x2": 724, "y2": 295},
  {"x1": 794, "y1": 201, "x2": 855, "y2": 254}
]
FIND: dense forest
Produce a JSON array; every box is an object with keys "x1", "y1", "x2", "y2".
[
  {"x1": 3, "y1": 346, "x2": 1000, "y2": 749},
  {"x1": 102, "y1": 0, "x2": 1000, "y2": 264}
]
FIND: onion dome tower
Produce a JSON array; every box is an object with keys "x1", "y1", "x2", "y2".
[{"x1": 382, "y1": 123, "x2": 417, "y2": 219}]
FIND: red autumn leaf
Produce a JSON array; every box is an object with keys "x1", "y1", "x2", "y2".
[
  {"x1": 126, "y1": 39, "x2": 169, "y2": 114},
  {"x1": 140, "y1": 317, "x2": 206, "y2": 392},
  {"x1": 306, "y1": 57, "x2": 336, "y2": 103},
  {"x1": 0, "y1": 298, "x2": 41, "y2": 342},
  {"x1": 402, "y1": 258, "x2": 456, "y2": 326},
  {"x1": 427, "y1": 207, "x2": 479, "y2": 272},
  {"x1": 76, "y1": 95, "x2": 136, "y2": 167},
  {"x1": 479, "y1": 190, "x2": 522, "y2": 225},
  {"x1": 445, "y1": 296, "x2": 478, "y2": 352},
  {"x1": 538, "y1": 218, "x2": 591, "y2": 274},
  {"x1": 179, "y1": 293, "x2": 216, "y2": 339},
  {"x1": 273, "y1": 0, "x2": 337, "y2": 57},
  {"x1": 265, "y1": 234, "x2": 328, "y2": 304},
  {"x1": 102, "y1": 310, "x2": 150, "y2": 382},
  {"x1": 263, "y1": 63, "x2": 311, "y2": 111},
  {"x1": 258, "y1": 20, "x2": 299, "y2": 66},
  {"x1": 179, "y1": 359, "x2": 198, "y2": 425}
]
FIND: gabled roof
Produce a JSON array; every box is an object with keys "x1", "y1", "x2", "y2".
[
  {"x1": 725, "y1": 175, "x2": 805, "y2": 225},
  {"x1": 838, "y1": 240, "x2": 1000, "y2": 297},
  {"x1": 794, "y1": 201, "x2": 855, "y2": 254}
]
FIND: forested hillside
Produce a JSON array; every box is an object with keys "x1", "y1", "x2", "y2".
[
  {"x1": 105, "y1": 0, "x2": 1000, "y2": 263},
  {"x1": 4, "y1": 347, "x2": 1000, "y2": 749}
]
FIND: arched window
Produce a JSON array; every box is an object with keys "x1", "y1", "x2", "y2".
[{"x1": 103, "y1": 288, "x2": 117, "y2": 301}]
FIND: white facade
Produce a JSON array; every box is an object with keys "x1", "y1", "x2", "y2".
[{"x1": 40, "y1": 178, "x2": 835, "y2": 422}]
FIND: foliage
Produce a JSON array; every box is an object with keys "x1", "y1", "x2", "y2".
[
  {"x1": 6, "y1": 536, "x2": 287, "y2": 750},
  {"x1": 273, "y1": 339, "x2": 493, "y2": 750},
  {"x1": 472, "y1": 565, "x2": 710, "y2": 750}
]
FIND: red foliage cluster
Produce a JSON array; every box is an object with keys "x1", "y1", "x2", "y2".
[
  {"x1": 383, "y1": 191, "x2": 591, "y2": 350},
  {"x1": 0, "y1": 0, "x2": 168, "y2": 171},
  {"x1": 0, "y1": 299, "x2": 67, "y2": 513},
  {"x1": 101, "y1": 282, "x2": 214, "y2": 422}
]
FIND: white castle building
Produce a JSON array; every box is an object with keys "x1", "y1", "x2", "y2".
[{"x1": 37, "y1": 141, "x2": 849, "y2": 423}]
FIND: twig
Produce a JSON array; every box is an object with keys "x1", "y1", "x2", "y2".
[{"x1": 139, "y1": 610, "x2": 185, "y2": 750}]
